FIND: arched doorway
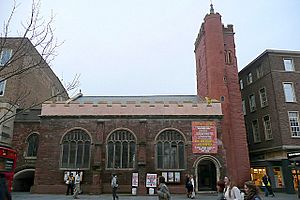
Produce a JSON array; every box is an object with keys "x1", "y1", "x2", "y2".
[
  {"x1": 13, "y1": 169, "x2": 35, "y2": 192},
  {"x1": 194, "y1": 155, "x2": 221, "y2": 192},
  {"x1": 197, "y1": 160, "x2": 216, "y2": 191}
]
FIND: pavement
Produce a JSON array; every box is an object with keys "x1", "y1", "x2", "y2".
[{"x1": 12, "y1": 192, "x2": 300, "y2": 200}]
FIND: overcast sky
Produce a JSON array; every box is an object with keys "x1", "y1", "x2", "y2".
[{"x1": 1, "y1": 0, "x2": 300, "y2": 96}]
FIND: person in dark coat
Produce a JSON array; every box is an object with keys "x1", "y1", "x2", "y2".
[
  {"x1": 0, "y1": 173, "x2": 11, "y2": 200},
  {"x1": 244, "y1": 181, "x2": 262, "y2": 200},
  {"x1": 262, "y1": 174, "x2": 275, "y2": 197},
  {"x1": 216, "y1": 180, "x2": 226, "y2": 200}
]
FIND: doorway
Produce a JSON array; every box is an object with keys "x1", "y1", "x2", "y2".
[{"x1": 197, "y1": 159, "x2": 217, "y2": 191}]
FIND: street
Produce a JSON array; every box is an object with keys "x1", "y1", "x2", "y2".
[{"x1": 12, "y1": 192, "x2": 299, "y2": 200}]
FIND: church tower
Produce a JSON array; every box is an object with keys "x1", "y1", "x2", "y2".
[{"x1": 194, "y1": 5, "x2": 250, "y2": 186}]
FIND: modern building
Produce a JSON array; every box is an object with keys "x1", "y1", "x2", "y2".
[
  {"x1": 239, "y1": 49, "x2": 300, "y2": 193},
  {"x1": 12, "y1": 5, "x2": 250, "y2": 194}
]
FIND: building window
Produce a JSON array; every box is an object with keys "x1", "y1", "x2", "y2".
[
  {"x1": 283, "y1": 58, "x2": 294, "y2": 71},
  {"x1": 259, "y1": 87, "x2": 268, "y2": 107},
  {"x1": 157, "y1": 129, "x2": 185, "y2": 169},
  {"x1": 0, "y1": 80, "x2": 6, "y2": 96},
  {"x1": 256, "y1": 65, "x2": 264, "y2": 79},
  {"x1": 225, "y1": 50, "x2": 233, "y2": 64},
  {"x1": 288, "y1": 111, "x2": 300, "y2": 137},
  {"x1": 283, "y1": 83, "x2": 296, "y2": 102},
  {"x1": 240, "y1": 79, "x2": 243, "y2": 90},
  {"x1": 247, "y1": 72, "x2": 253, "y2": 84},
  {"x1": 242, "y1": 99, "x2": 246, "y2": 115},
  {"x1": 26, "y1": 133, "x2": 39, "y2": 157},
  {"x1": 107, "y1": 129, "x2": 136, "y2": 169},
  {"x1": 263, "y1": 115, "x2": 272, "y2": 140},
  {"x1": 252, "y1": 120, "x2": 261, "y2": 143},
  {"x1": 0, "y1": 49, "x2": 12, "y2": 66},
  {"x1": 249, "y1": 94, "x2": 256, "y2": 112},
  {"x1": 61, "y1": 129, "x2": 91, "y2": 169}
]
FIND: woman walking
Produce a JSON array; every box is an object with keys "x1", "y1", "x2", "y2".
[
  {"x1": 244, "y1": 181, "x2": 262, "y2": 200},
  {"x1": 216, "y1": 180, "x2": 226, "y2": 200},
  {"x1": 224, "y1": 176, "x2": 242, "y2": 200}
]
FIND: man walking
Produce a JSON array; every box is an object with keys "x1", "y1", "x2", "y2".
[
  {"x1": 111, "y1": 174, "x2": 119, "y2": 200},
  {"x1": 73, "y1": 172, "x2": 81, "y2": 199}
]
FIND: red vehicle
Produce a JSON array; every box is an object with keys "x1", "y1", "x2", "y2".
[{"x1": 0, "y1": 146, "x2": 17, "y2": 192}]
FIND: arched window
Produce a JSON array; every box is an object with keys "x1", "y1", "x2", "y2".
[
  {"x1": 157, "y1": 130, "x2": 185, "y2": 169},
  {"x1": 107, "y1": 130, "x2": 136, "y2": 169},
  {"x1": 61, "y1": 129, "x2": 91, "y2": 169},
  {"x1": 26, "y1": 133, "x2": 39, "y2": 157}
]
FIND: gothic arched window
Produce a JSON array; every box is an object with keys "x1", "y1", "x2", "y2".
[
  {"x1": 26, "y1": 133, "x2": 39, "y2": 157},
  {"x1": 156, "y1": 130, "x2": 185, "y2": 169},
  {"x1": 107, "y1": 130, "x2": 136, "y2": 169},
  {"x1": 61, "y1": 129, "x2": 91, "y2": 169}
]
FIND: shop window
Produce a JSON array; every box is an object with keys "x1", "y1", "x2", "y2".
[
  {"x1": 250, "y1": 167, "x2": 266, "y2": 186},
  {"x1": 61, "y1": 129, "x2": 91, "y2": 169},
  {"x1": 107, "y1": 129, "x2": 136, "y2": 169},
  {"x1": 273, "y1": 167, "x2": 284, "y2": 188},
  {"x1": 156, "y1": 129, "x2": 185, "y2": 169},
  {"x1": 26, "y1": 133, "x2": 39, "y2": 157},
  {"x1": 292, "y1": 169, "x2": 300, "y2": 191}
]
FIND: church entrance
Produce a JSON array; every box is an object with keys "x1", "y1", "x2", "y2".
[{"x1": 197, "y1": 159, "x2": 217, "y2": 191}]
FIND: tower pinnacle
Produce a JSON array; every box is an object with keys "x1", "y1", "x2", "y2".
[{"x1": 210, "y1": 1, "x2": 215, "y2": 14}]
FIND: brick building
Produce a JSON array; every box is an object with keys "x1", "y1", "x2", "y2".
[
  {"x1": 12, "y1": 5, "x2": 250, "y2": 194},
  {"x1": 239, "y1": 49, "x2": 300, "y2": 193},
  {"x1": 0, "y1": 37, "x2": 68, "y2": 191}
]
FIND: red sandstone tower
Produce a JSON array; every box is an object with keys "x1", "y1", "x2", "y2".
[{"x1": 194, "y1": 5, "x2": 250, "y2": 186}]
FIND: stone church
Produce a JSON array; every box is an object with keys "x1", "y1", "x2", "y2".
[{"x1": 12, "y1": 5, "x2": 250, "y2": 194}]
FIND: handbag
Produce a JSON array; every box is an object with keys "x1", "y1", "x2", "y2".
[{"x1": 65, "y1": 180, "x2": 69, "y2": 184}]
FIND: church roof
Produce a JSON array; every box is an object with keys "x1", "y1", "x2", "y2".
[
  {"x1": 41, "y1": 95, "x2": 222, "y2": 117},
  {"x1": 72, "y1": 95, "x2": 205, "y2": 104}
]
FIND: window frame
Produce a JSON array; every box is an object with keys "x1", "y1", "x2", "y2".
[
  {"x1": 240, "y1": 79, "x2": 244, "y2": 90},
  {"x1": 262, "y1": 115, "x2": 273, "y2": 140},
  {"x1": 0, "y1": 80, "x2": 6, "y2": 96},
  {"x1": 156, "y1": 129, "x2": 186, "y2": 170},
  {"x1": 283, "y1": 82, "x2": 296, "y2": 102},
  {"x1": 283, "y1": 58, "x2": 295, "y2": 71},
  {"x1": 25, "y1": 132, "x2": 40, "y2": 158},
  {"x1": 60, "y1": 128, "x2": 92, "y2": 170},
  {"x1": 0, "y1": 49, "x2": 13, "y2": 66},
  {"x1": 259, "y1": 87, "x2": 268, "y2": 108},
  {"x1": 249, "y1": 94, "x2": 256, "y2": 112},
  {"x1": 252, "y1": 119, "x2": 261, "y2": 143},
  {"x1": 247, "y1": 72, "x2": 253, "y2": 85},
  {"x1": 242, "y1": 99, "x2": 246, "y2": 115},
  {"x1": 288, "y1": 111, "x2": 300, "y2": 138},
  {"x1": 106, "y1": 129, "x2": 136, "y2": 170}
]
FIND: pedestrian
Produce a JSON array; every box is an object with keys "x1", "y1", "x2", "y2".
[
  {"x1": 0, "y1": 173, "x2": 11, "y2": 200},
  {"x1": 216, "y1": 180, "x2": 226, "y2": 200},
  {"x1": 262, "y1": 174, "x2": 275, "y2": 197},
  {"x1": 73, "y1": 171, "x2": 81, "y2": 199},
  {"x1": 244, "y1": 181, "x2": 262, "y2": 200},
  {"x1": 224, "y1": 176, "x2": 242, "y2": 200},
  {"x1": 66, "y1": 172, "x2": 75, "y2": 195},
  {"x1": 111, "y1": 174, "x2": 119, "y2": 200},
  {"x1": 157, "y1": 176, "x2": 171, "y2": 200},
  {"x1": 190, "y1": 175, "x2": 195, "y2": 199},
  {"x1": 185, "y1": 174, "x2": 190, "y2": 198}
]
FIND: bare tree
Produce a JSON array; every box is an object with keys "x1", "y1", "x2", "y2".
[{"x1": 0, "y1": 0, "x2": 79, "y2": 126}]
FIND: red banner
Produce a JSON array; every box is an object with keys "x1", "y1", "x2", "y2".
[{"x1": 192, "y1": 121, "x2": 217, "y2": 154}]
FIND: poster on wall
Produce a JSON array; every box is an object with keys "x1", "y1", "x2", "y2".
[
  {"x1": 146, "y1": 173, "x2": 157, "y2": 187},
  {"x1": 132, "y1": 173, "x2": 139, "y2": 187},
  {"x1": 162, "y1": 172, "x2": 168, "y2": 181},
  {"x1": 174, "y1": 172, "x2": 180, "y2": 182},
  {"x1": 192, "y1": 121, "x2": 217, "y2": 154},
  {"x1": 168, "y1": 172, "x2": 174, "y2": 182}
]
